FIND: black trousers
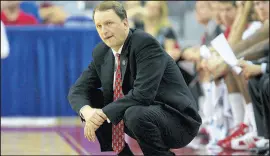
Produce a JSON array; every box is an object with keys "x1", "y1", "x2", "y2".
[
  {"x1": 248, "y1": 74, "x2": 269, "y2": 139},
  {"x1": 90, "y1": 90, "x2": 199, "y2": 156}
]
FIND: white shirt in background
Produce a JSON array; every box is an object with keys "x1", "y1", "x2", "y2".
[
  {"x1": 1, "y1": 21, "x2": 10, "y2": 59},
  {"x1": 242, "y1": 21, "x2": 263, "y2": 40}
]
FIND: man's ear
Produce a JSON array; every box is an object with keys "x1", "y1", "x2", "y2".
[{"x1": 123, "y1": 18, "x2": 129, "y2": 28}]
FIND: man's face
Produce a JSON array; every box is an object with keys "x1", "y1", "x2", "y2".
[
  {"x1": 254, "y1": 1, "x2": 269, "y2": 22},
  {"x1": 94, "y1": 9, "x2": 129, "y2": 50},
  {"x1": 219, "y1": 3, "x2": 237, "y2": 27},
  {"x1": 210, "y1": 1, "x2": 222, "y2": 25},
  {"x1": 195, "y1": 1, "x2": 212, "y2": 25}
]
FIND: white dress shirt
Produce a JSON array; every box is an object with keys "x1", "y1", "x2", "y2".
[
  {"x1": 1, "y1": 21, "x2": 10, "y2": 59},
  {"x1": 80, "y1": 45, "x2": 124, "y2": 123}
]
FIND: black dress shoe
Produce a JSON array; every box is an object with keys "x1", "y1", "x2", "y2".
[{"x1": 118, "y1": 143, "x2": 134, "y2": 156}]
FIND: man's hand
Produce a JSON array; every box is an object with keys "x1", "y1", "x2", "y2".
[
  {"x1": 181, "y1": 47, "x2": 201, "y2": 62},
  {"x1": 81, "y1": 107, "x2": 108, "y2": 142},
  {"x1": 89, "y1": 109, "x2": 107, "y2": 128},
  {"x1": 238, "y1": 60, "x2": 262, "y2": 79},
  {"x1": 207, "y1": 62, "x2": 229, "y2": 80},
  {"x1": 84, "y1": 120, "x2": 97, "y2": 142},
  {"x1": 199, "y1": 59, "x2": 209, "y2": 71},
  {"x1": 206, "y1": 55, "x2": 224, "y2": 73}
]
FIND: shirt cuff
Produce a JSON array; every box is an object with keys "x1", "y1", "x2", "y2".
[
  {"x1": 261, "y1": 63, "x2": 267, "y2": 74},
  {"x1": 79, "y1": 105, "x2": 88, "y2": 119}
]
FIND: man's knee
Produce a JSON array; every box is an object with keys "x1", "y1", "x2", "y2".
[
  {"x1": 124, "y1": 107, "x2": 143, "y2": 130},
  {"x1": 123, "y1": 106, "x2": 154, "y2": 135}
]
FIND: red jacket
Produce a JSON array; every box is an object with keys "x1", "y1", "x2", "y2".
[{"x1": 1, "y1": 10, "x2": 38, "y2": 25}]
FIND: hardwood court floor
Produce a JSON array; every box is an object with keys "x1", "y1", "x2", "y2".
[{"x1": 1, "y1": 117, "x2": 254, "y2": 155}]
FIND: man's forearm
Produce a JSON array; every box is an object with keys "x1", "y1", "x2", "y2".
[{"x1": 237, "y1": 38, "x2": 269, "y2": 60}]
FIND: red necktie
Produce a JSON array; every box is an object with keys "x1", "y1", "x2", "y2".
[{"x1": 112, "y1": 53, "x2": 125, "y2": 153}]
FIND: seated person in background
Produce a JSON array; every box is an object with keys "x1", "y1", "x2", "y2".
[
  {"x1": 182, "y1": 1, "x2": 229, "y2": 149},
  {"x1": 203, "y1": 1, "x2": 269, "y2": 151},
  {"x1": 123, "y1": 1, "x2": 144, "y2": 30},
  {"x1": 1, "y1": 1, "x2": 38, "y2": 25},
  {"x1": 20, "y1": 1, "x2": 42, "y2": 23},
  {"x1": 126, "y1": 1, "x2": 201, "y2": 103},
  {"x1": 38, "y1": 1, "x2": 83, "y2": 16},
  {"x1": 237, "y1": 51, "x2": 269, "y2": 155},
  {"x1": 39, "y1": 2, "x2": 69, "y2": 25},
  {"x1": 126, "y1": 1, "x2": 181, "y2": 61},
  {"x1": 126, "y1": 1, "x2": 200, "y2": 92}
]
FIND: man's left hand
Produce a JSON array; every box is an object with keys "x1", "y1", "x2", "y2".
[
  {"x1": 84, "y1": 109, "x2": 108, "y2": 142},
  {"x1": 238, "y1": 60, "x2": 262, "y2": 79}
]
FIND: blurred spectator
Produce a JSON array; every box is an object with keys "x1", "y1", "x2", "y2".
[
  {"x1": 20, "y1": 1, "x2": 42, "y2": 23},
  {"x1": 39, "y1": 2, "x2": 68, "y2": 25},
  {"x1": 254, "y1": 1, "x2": 269, "y2": 22},
  {"x1": 210, "y1": 1, "x2": 224, "y2": 27},
  {"x1": 1, "y1": 20, "x2": 9, "y2": 59},
  {"x1": 124, "y1": 1, "x2": 144, "y2": 30},
  {"x1": 37, "y1": 1, "x2": 85, "y2": 16},
  {"x1": 126, "y1": 1, "x2": 199, "y2": 106},
  {"x1": 195, "y1": 1, "x2": 223, "y2": 46},
  {"x1": 219, "y1": 1, "x2": 237, "y2": 39},
  {"x1": 184, "y1": 2, "x2": 228, "y2": 148},
  {"x1": 127, "y1": 1, "x2": 181, "y2": 61},
  {"x1": 180, "y1": 1, "x2": 224, "y2": 63},
  {"x1": 241, "y1": 1, "x2": 269, "y2": 40},
  {"x1": 1, "y1": 1, "x2": 38, "y2": 25}
]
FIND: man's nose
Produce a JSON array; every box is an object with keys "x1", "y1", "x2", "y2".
[{"x1": 101, "y1": 26, "x2": 108, "y2": 36}]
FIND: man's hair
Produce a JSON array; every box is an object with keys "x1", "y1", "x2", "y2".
[
  {"x1": 219, "y1": 1, "x2": 237, "y2": 7},
  {"x1": 92, "y1": 1, "x2": 127, "y2": 22}
]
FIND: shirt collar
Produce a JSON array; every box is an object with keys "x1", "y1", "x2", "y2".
[{"x1": 111, "y1": 45, "x2": 123, "y2": 56}]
